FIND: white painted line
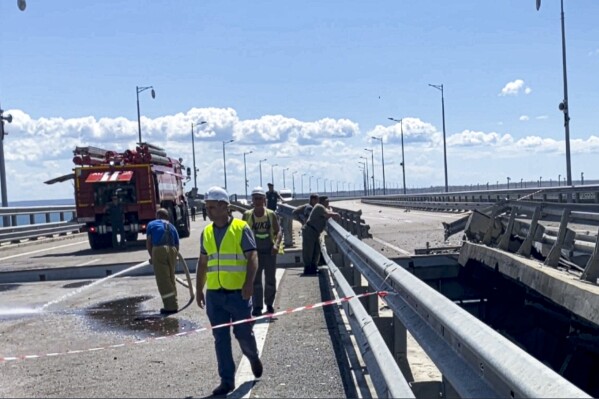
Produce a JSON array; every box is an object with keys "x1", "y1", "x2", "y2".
[
  {"x1": 76, "y1": 258, "x2": 100, "y2": 267},
  {"x1": 233, "y1": 267, "x2": 285, "y2": 399},
  {"x1": 0, "y1": 240, "x2": 88, "y2": 262},
  {"x1": 372, "y1": 236, "x2": 411, "y2": 256}
]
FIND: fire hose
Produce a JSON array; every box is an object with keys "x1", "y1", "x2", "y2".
[{"x1": 174, "y1": 252, "x2": 195, "y2": 311}]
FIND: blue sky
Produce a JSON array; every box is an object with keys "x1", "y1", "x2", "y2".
[{"x1": 1, "y1": 0, "x2": 599, "y2": 201}]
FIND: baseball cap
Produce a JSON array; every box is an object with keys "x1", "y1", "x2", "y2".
[
  {"x1": 251, "y1": 186, "x2": 266, "y2": 197},
  {"x1": 205, "y1": 186, "x2": 230, "y2": 203},
  {"x1": 267, "y1": 182, "x2": 273, "y2": 186}
]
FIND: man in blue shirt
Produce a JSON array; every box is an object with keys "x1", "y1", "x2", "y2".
[{"x1": 146, "y1": 208, "x2": 180, "y2": 314}]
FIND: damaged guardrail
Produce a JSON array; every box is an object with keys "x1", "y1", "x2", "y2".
[{"x1": 324, "y1": 219, "x2": 590, "y2": 398}]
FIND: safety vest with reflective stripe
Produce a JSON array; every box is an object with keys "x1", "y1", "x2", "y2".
[{"x1": 203, "y1": 218, "x2": 248, "y2": 290}]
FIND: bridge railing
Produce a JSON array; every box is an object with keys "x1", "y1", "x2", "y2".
[
  {"x1": 0, "y1": 206, "x2": 80, "y2": 245},
  {"x1": 323, "y1": 219, "x2": 590, "y2": 398}
]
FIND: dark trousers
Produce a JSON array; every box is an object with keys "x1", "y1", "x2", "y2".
[
  {"x1": 253, "y1": 251, "x2": 277, "y2": 310},
  {"x1": 111, "y1": 222, "x2": 125, "y2": 248},
  {"x1": 302, "y1": 226, "x2": 321, "y2": 273},
  {"x1": 206, "y1": 289, "x2": 260, "y2": 386}
]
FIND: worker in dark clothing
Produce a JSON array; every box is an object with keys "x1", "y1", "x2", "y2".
[
  {"x1": 265, "y1": 183, "x2": 283, "y2": 211},
  {"x1": 302, "y1": 196, "x2": 340, "y2": 275},
  {"x1": 106, "y1": 194, "x2": 126, "y2": 249},
  {"x1": 191, "y1": 205, "x2": 197, "y2": 221},
  {"x1": 202, "y1": 203, "x2": 207, "y2": 221},
  {"x1": 146, "y1": 208, "x2": 180, "y2": 314}
]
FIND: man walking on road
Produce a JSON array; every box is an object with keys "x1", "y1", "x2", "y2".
[
  {"x1": 265, "y1": 182, "x2": 283, "y2": 211},
  {"x1": 196, "y1": 186, "x2": 263, "y2": 396},
  {"x1": 302, "y1": 196, "x2": 340, "y2": 275},
  {"x1": 243, "y1": 186, "x2": 282, "y2": 316},
  {"x1": 146, "y1": 208, "x2": 180, "y2": 314}
]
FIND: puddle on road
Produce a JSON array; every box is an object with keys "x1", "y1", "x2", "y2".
[
  {"x1": 62, "y1": 281, "x2": 93, "y2": 289},
  {"x1": 83, "y1": 296, "x2": 198, "y2": 338},
  {"x1": 0, "y1": 283, "x2": 20, "y2": 292}
]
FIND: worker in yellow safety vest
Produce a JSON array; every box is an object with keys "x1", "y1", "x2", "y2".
[{"x1": 196, "y1": 186, "x2": 263, "y2": 396}]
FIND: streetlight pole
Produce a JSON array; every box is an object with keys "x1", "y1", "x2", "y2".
[
  {"x1": 364, "y1": 148, "x2": 374, "y2": 195},
  {"x1": 302, "y1": 173, "x2": 307, "y2": 196},
  {"x1": 271, "y1": 164, "x2": 278, "y2": 185},
  {"x1": 536, "y1": 0, "x2": 572, "y2": 189},
  {"x1": 507, "y1": 176, "x2": 511, "y2": 189},
  {"x1": 428, "y1": 84, "x2": 448, "y2": 192},
  {"x1": 388, "y1": 117, "x2": 407, "y2": 194},
  {"x1": 222, "y1": 139, "x2": 234, "y2": 190},
  {"x1": 243, "y1": 151, "x2": 253, "y2": 199},
  {"x1": 292, "y1": 171, "x2": 297, "y2": 198},
  {"x1": 360, "y1": 156, "x2": 369, "y2": 195},
  {"x1": 190, "y1": 121, "x2": 207, "y2": 191},
  {"x1": 309, "y1": 175, "x2": 313, "y2": 192},
  {"x1": 136, "y1": 85, "x2": 155, "y2": 144},
  {"x1": 0, "y1": 105, "x2": 13, "y2": 226},
  {"x1": 316, "y1": 177, "x2": 321, "y2": 193},
  {"x1": 259, "y1": 158, "x2": 267, "y2": 187},
  {"x1": 371, "y1": 136, "x2": 386, "y2": 195},
  {"x1": 283, "y1": 167, "x2": 289, "y2": 188}
]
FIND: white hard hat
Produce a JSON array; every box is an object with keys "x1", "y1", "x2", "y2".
[
  {"x1": 205, "y1": 186, "x2": 229, "y2": 203},
  {"x1": 251, "y1": 186, "x2": 266, "y2": 197}
]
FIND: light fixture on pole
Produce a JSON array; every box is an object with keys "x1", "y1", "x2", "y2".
[
  {"x1": 243, "y1": 150, "x2": 253, "y2": 199},
  {"x1": 17, "y1": 0, "x2": 26, "y2": 11},
  {"x1": 536, "y1": 0, "x2": 572, "y2": 190},
  {"x1": 259, "y1": 158, "x2": 267, "y2": 186},
  {"x1": 388, "y1": 117, "x2": 407, "y2": 194},
  {"x1": 283, "y1": 167, "x2": 289, "y2": 188},
  {"x1": 0, "y1": 105, "x2": 13, "y2": 227},
  {"x1": 136, "y1": 85, "x2": 156, "y2": 144},
  {"x1": 370, "y1": 136, "x2": 386, "y2": 195},
  {"x1": 222, "y1": 139, "x2": 234, "y2": 190},
  {"x1": 270, "y1": 163, "x2": 278, "y2": 185},
  {"x1": 190, "y1": 121, "x2": 207, "y2": 190},
  {"x1": 428, "y1": 83, "x2": 448, "y2": 192}
]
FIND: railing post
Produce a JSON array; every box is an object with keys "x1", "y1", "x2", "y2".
[
  {"x1": 581, "y1": 227, "x2": 599, "y2": 283},
  {"x1": 517, "y1": 207, "x2": 541, "y2": 257},
  {"x1": 544, "y1": 209, "x2": 571, "y2": 267},
  {"x1": 498, "y1": 206, "x2": 518, "y2": 251}
]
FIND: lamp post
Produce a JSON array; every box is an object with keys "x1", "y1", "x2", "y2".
[
  {"x1": 364, "y1": 148, "x2": 375, "y2": 195},
  {"x1": 190, "y1": 121, "x2": 207, "y2": 190},
  {"x1": 581, "y1": 172, "x2": 584, "y2": 185},
  {"x1": 428, "y1": 84, "x2": 448, "y2": 192},
  {"x1": 309, "y1": 175, "x2": 313, "y2": 192},
  {"x1": 388, "y1": 117, "x2": 407, "y2": 194},
  {"x1": 539, "y1": 176, "x2": 543, "y2": 187},
  {"x1": 283, "y1": 167, "x2": 289, "y2": 188},
  {"x1": 292, "y1": 171, "x2": 297, "y2": 198},
  {"x1": 371, "y1": 136, "x2": 386, "y2": 195},
  {"x1": 270, "y1": 163, "x2": 278, "y2": 185},
  {"x1": 222, "y1": 139, "x2": 234, "y2": 190},
  {"x1": 360, "y1": 156, "x2": 369, "y2": 195},
  {"x1": 358, "y1": 162, "x2": 367, "y2": 195},
  {"x1": 558, "y1": 174, "x2": 561, "y2": 186},
  {"x1": 521, "y1": 178, "x2": 524, "y2": 188},
  {"x1": 536, "y1": 0, "x2": 572, "y2": 190},
  {"x1": 259, "y1": 158, "x2": 267, "y2": 186},
  {"x1": 316, "y1": 177, "x2": 321, "y2": 192},
  {"x1": 136, "y1": 85, "x2": 156, "y2": 144},
  {"x1": 0, "y1": 105, "x2": 13, "y2": 226},
  {"x1": 243, "y1": 151, "x2": 253, "y2": 199},
  {"x1": 507, "y1": 177, "x2": 511, "y2": 190}
]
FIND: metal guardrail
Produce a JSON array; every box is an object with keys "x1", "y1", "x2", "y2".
[
  {"x1": 0, "y1": 205, "x2": 80, "y2": 245},
  {"x1": 325, "y1": 219, "x2": 590, "y2": 398}
]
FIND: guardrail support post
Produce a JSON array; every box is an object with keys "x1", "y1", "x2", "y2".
[
  {"x1": 282, "y1": 216, "x2": 293, "y2": 247},
  {"x1": 517, "y1": 207, "x2": 541, "y2": 257},
  {"x1": 29, "y1": 214, "x2": 35, "y2": 224},
  {"x1": 498, "y1": 207, "x2": 518, "y2": 251},
  {"x1": 544, "y1": 209, "x2": 571, "y2": 267},
  {"x1": 581, "y1": 227, "x2": 599, "y2": 283},
  {"x1": 482, "y1": 207, "x2": 502, "y2": 246}
]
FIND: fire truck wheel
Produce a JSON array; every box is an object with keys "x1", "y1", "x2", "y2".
[
  {"x1": 88, "y1": 232, "x2": 111, "y2": 250},
  {"x1": 125, "y1": 232, "x2": 138, "y2": 242},
  {"x1": 179, "y1": 206, "x2": 191, "y2": 238}
]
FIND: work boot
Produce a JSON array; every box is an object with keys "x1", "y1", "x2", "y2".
[
  {"x1": 252, "y1": 308, "x2": 262, "y2": 317},
  {"x1": 266, "y1": 305, "x2": 275, "y2": 314},
  {"x1": 250, "y1": 358, "x2": 263, "y2": 378},
  {"x1": 160, "y1": 308, "x2": 178, "y2": 315},
  {"x1": 212, "y1": 382, "x2": 235, "y2": 396}
]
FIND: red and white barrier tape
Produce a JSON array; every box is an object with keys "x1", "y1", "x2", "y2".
[{"x1": 0, "y1": 290, "x2": 389, "y2": 363}]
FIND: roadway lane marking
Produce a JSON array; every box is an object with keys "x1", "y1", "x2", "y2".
[
  {"x1": 232, "y1": 267, "x2": 285, "y2": 399},
  {"x1": 76, "y1": 259, "x2": 100, "y2": 267},
  {"x1": 372, "y1": 236, "x2": 411, "y2": 256},
  {"x1": 0, "y1": 240, "x2": 88, "y2": 262}
]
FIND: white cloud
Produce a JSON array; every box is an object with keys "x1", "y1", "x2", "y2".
[
  {"x1": 519, "y1": 115, "x2": 530, "y2": 121},
  {"x1": 536, "y1": 115, "x2": 548, "y2": 120},
  {"x1": 448, "y1": 130, "x2": 514, "y2": 147},
  {"x1": 499, "y1": 79, "x2": 532, "y2": 96}
]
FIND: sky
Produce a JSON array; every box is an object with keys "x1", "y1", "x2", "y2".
[{"x1": 1, "y1": 0, "x2": 599, "y2": 202}]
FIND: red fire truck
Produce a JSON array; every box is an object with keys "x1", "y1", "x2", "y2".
[{"x1": 46, "y1": 143, "x2": 191, "y2": 249}]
